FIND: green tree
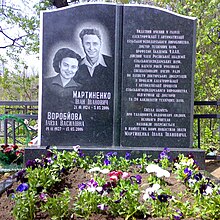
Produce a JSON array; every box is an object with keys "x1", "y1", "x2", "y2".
[
  {"x1": 0, "y1": 0, "x2": 44, "y2": 101},
  {"x1": 140, "y1": 0, "x2": 220, "y2": 102}
]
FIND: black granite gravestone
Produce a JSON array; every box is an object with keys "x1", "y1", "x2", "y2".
[
  {"x1": 38, "y1": 3, "x2": 197, "y2": 151},
  {"x1": 120, "y1": 6, "x2": 196, "y2": 148},
  {"x1": 24, "y1": 3, "x2": 206, "y2": 168},
  {"x1": 39, "y1": 4, "x2": 118, "y2": 147}
]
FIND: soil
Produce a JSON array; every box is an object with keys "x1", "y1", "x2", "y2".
[
  {"x1": 0, "y1": 172, "x2": 15, "y2": 182},
  {"x1": 0, "y1": 160, "x2": 219, "y2": 220},
  {"x1": 205, "y1": 160, "x2": 220, "y2": 179}
]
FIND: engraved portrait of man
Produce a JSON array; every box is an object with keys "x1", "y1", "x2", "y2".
[{"x1": 75, "y1": 28, "x2": 114, "y2": 91}]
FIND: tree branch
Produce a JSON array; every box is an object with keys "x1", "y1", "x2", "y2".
[{"x1": 0, "y1": 27, "x2": 27, "y2": 48}]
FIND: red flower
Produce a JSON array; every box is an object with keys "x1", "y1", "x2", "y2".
[
  {"x1": 3, "y1": 146, "x2": 14, "y2": 153},
  {"x1": 16, "y1": 149, "x2": 24, "y2": 157},
  {"x1": 12, "y1": 144, "x2": 18, "y2": 150},
  {"x1": 108, "y1": 170, "x2": 123, "y2": 182},
  {"x1": 1, "y1": 144, "x2": 9, "y2": 150},
  {"x1": 108, "y1": 170, "x2": 123, "y2": 177},
  {"x1": 109, "y1": 175, "x2": 118, "y2": 182}
]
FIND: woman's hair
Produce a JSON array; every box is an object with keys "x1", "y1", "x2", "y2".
[{"x1": 53, "y1": 48, "x2": 81, "y2": 73}]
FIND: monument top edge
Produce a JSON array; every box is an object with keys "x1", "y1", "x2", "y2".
[{"x1": 40, "y1": 2, "x2": 196, "y2": 20}]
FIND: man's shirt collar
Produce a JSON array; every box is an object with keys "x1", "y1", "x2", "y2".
[
  {"x1": 81, "y1": 54, "x2": 107, "y2": 77},
  {"x1": 81, "y1": 54, "x2": 107, "y2": 68}
]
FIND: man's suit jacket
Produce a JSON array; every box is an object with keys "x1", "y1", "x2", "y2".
[{"x1": 75, "y1": 55, "x2": 114, "y2": 92}]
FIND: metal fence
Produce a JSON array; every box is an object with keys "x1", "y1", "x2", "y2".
[
  {"x1": 0, "y1": 101, "x2": 38, "y2": 145},
  {"x1": 0, "y1": 101, "x2": 219, "y2": 150},
  {"x1": 194, "y1": 101, "x2": 220, "y2": 149}
]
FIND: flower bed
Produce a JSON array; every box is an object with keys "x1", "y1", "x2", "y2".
[
  {"x1": 0, "y1": 147, "x2": 219, "y2": 220},
  {"x1": 0, "y1": 144, "x2": 24, "y2": 168}
]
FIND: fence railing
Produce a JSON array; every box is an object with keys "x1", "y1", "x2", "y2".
[
  {"x1": 0, "y1": 101, "x2": 219, "y2": 150},
  {"x1": 193, "y1": 101, "x2": 220, "y2": 157},
  {"x1": 0, "y1": 101, "x2": 38, "y2": 145}
]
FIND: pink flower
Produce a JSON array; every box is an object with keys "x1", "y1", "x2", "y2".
[
  {"x1": 39, "y1": 193, "x2": 48, "y2": 202},
  {"x1": 121, "y1": 172, "x2": 130, "y2": 179}
]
